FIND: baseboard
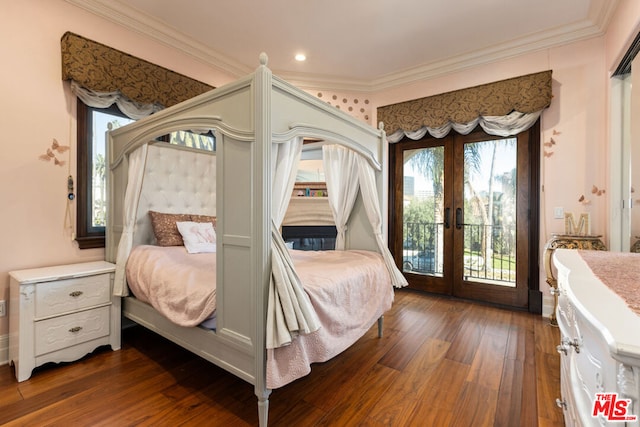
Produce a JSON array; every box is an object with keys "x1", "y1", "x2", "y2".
[
  {"x1": 528, "y1": 289, "x2": 542, "y2": 314},
  {"x1": 542, "y1": 294, "x2": 554, "y2": 319},
  {"x1": 0, "y1": 334, "x2": 8, "y2": 366}
]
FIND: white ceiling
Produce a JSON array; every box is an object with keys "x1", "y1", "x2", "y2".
[{"x1": 68, "y1": 0, "x2": 618, "y2": 91}]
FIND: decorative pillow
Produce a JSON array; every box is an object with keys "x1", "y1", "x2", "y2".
[
  {"x1": 190, "y1": 214, "x2": 217, "y2": 229},
  {"x1": 148, "y1": 211, "x2": 192, "y2": 246},
  {"x1": 176, "y1": 221, "x2": 217, "y2": 253}
]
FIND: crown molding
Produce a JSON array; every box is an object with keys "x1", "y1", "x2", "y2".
[
  {"x1": 65, "y1": 0, "x2": 251, "y2": 78},
  {"x1": 368, "y1": 20, "x2": 606, "y2": 92},
  {"x1": 284, "y1": 19, "x2": 607, "y2": 93},
  {"x1": 66, "y1": 0, "x2": 618, "y2": 93},
  {"x1": 277, "y1": 0, "x2": 619, "y2": 92},
  {"x1": 274, "y1": 71, "x2": 376, "y2": 93},
  {"x1": 588, "y1": 0, "x2": 619, "y2": 31}
]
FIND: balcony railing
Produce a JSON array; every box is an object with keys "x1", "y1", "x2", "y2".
[
  {"x1": 403, "y1": 221, "x2": 516, "y2": 285},
  {"x1": 403, "y1": 221, "x2": 443, "y2": 275}
]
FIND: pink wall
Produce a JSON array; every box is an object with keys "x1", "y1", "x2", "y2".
[
  {"x1": 371, "y1": 1, "x2": 640, "y2": 313},
  {"x1": 605, "y1": 0, "x2": 640, "y2": 71},
  {"x1": 0, "y1": 0, "x2": 235, "y2": 341},
  {"x1": 1, "y1": 0, "x2": 639, "y2": 346},
  {"x1": 372, "y1": 40, "x2": 608, "y2": 251},
  {"x1": 371, "y1": 41, "x2": 608, "y2": 314}
]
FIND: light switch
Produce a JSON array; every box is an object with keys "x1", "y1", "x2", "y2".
[{"x1": 553, "y1": 207, "x2": 564, "y2": 219}]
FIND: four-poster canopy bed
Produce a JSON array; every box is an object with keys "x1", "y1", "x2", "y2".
[{"x1": 106, "y1": 54, "x2": 406, "y2": 426}]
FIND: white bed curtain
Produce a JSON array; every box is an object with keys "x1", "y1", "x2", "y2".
[
  {"x1": 356, "y1": 155, "x2": 408, "y2": 288},
  {"x1": 113, "y1": 143, "x2": 149, "y2": 296},
  {"x1": 386, "y1": 110, "x2": 542, "y2": 143},
  {"x1": 321, "y1": 143, "x2": 407, "y2": 288},
  {"x1": 322, "y1": 145, "x2": 360, "y2": 250},
  {"x1": 267, "y1": 137, "x2": 321, "y2": 349}
]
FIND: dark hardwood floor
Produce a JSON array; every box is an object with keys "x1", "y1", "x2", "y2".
[{"x1": 0, "y1": 290, "x2": 563, "y2": 426}]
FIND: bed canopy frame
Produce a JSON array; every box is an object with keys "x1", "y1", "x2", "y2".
[{"x1": 106, "y1": 54, "x2": 404, "y2": 426}]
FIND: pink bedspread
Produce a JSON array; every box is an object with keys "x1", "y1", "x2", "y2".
[
  {"x1": 126, "y1": 245, "x2": 217, "y2": 327},
  {"x1": 578, "y1": 250, "x2": 640, "y2": 316},
  {"x1": 125, "y1": 246, "x2": 394, "y2": 389},
  {"x1": 267, "y1": 249, "x2": 394, "y2": 389}
]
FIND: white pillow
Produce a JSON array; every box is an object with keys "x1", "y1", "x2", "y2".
[{"x1": 176, "y1": 221, "x2": 217, "y2": 253}]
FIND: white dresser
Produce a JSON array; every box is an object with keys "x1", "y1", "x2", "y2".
[
  {"x1": 9, "y1": 261, "x2": 121, "y2": 382},
  {"x1": 553, "y1": 249, "x2": 640, "y2": 426}
]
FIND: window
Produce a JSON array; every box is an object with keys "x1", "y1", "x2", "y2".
[
  {"x1": 168, "y1": 130, "x2": 216, "y2": 152},
  {"x1": 76, "y1": 100, "x2": 216, "y2": 249},
  {"x1": 76, "y1": 99, "x2": 134, "y2": 249}
]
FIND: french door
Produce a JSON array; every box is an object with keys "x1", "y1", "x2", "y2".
[{"x1": 390, "y1": 126, "x2": 538, "y2": 309}]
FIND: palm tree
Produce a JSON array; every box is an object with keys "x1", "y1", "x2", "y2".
[
  {"x1": 464, "y1": 138, "x2": 516, "y2": 278},
  {"x1": 408, "y1": 148, "x2": 444, "y2": 197},
  {"x1": 495, "y1": 167, "x2": 517, "y2": 256},
  {"x1": 484, "y1": 141, "x2": 498, "y2": 267},
  {"x1": 404, "y1": 147, "x2": 444, "y2": 271}
]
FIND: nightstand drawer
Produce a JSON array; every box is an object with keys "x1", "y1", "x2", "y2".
[
  {"x1": 34, "y1": 306, "x2": 111, "y2": 356},
  {"x1": 35, "y1": 273, "x2": 111, "y2": 318},
  {"x1": 10, "y1": 261, "x2": 120, "y2": 382}
]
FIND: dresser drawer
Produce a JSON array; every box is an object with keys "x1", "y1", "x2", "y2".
[
  {"x1": 557, "y1": 288, "x2": 580, "y2": 339},
  {"x1": 35, "y1": 273, "x2": 111, "y2": 318},
  {"x1": 34, "y1": 306, "x2": 111, "y2": 356},
  {"x1": 558, "y1": 349, "x2": 579, "y2": 426}
]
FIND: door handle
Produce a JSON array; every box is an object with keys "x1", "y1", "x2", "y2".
[
  {"x1": 444, "y1": 207, "x2": 450, "y2": 229},
  {"x1": 456, "y1": 208, "x2": 462, "y2": 229}
]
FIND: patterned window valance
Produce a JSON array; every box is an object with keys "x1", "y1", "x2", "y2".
[
  {"x1": 61, "y1": 32, "x2": 214, "y2": 108},
  {"x1": 377, "y1": 70, "x2": 552, "y2": 136}
]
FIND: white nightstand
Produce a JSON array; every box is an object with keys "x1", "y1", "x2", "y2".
[{"x1": 9, "y1": 261, "x2": 121, "y2": 382}]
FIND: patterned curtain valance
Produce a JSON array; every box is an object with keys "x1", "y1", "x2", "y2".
[
  {"x1": 61, "y1": 32, "x2": 214, "y2": 108},
  {"x1": 377, "y1": 70, "x2": 552, "y2": 135}
]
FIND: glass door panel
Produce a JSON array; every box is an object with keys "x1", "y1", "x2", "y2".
[
  {"x1": 402, "y1": 147, "x2": 445, "y2": 277},
  {"x1": 461, "y1": 139, "x2": 517, "y2": 287},
  {"x1": 391, "y1": 126, "x2": 533, "y2": 308}
]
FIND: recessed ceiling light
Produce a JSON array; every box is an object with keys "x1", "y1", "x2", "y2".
[{"x1": 295, "y1": 53, "x2": 306, "y2": 62}]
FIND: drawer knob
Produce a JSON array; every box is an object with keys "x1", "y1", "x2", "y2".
[
  {"x1": 562, "y1": 337, "x2": 581, "y2": 353},
  {"x1": 69, "y1": 291, "x2": 83, "y2": 298},
  {"x1": 549, "y1": 287, "x2": 559, "y2": 296},
  {"x1": 571, "y1": 341, "x2": 581, "y2": 353},
  {"x1": 556, "y1": 398, "x2": 567, "y2": 410},
  {"x1": 557, "y1": 344, "x2": 569, "y2": 355},
  {"x1": 69, "y1": 326, "x2": 83, "y2": 333},
  {"x1": 556, "y1": 337, "x2": 580, "y2": 356}
]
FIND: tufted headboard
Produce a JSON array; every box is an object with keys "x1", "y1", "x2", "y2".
[{"x1": 133, "y1": 143, "x2": 216, "y2": 247}]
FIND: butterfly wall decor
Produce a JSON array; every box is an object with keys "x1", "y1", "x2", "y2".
[
  {"x1": 543, "y1": 129, "x2": 560, "y2": 158},
  {"x1": 579, "y1": 185, "x2": 606, "y2": 204},
  {"x1": 39, "y1": 138, "x2": 70, "y2": 166}
]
